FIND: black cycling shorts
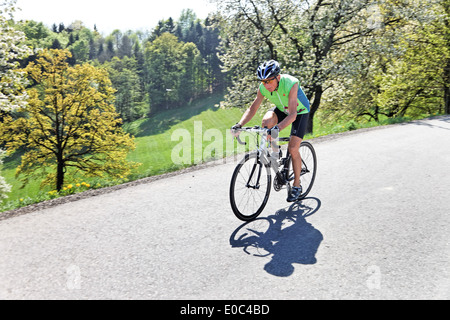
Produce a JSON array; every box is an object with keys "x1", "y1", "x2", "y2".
[{"x1": 271, "y1": 107, "x2": 310, "y2": 139}]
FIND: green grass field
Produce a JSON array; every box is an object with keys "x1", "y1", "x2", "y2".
[{"x1": 0, "y1": 92, "x2": 438, "y2": 212}]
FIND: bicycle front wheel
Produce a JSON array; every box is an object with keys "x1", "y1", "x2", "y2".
[{"x1": 230, "y1": 153, "x2": 272, "y2": 221}]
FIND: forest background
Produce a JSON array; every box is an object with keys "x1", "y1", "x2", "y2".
[{"x1": 1, "y1": 0, "x2": 449, "y2": 211}]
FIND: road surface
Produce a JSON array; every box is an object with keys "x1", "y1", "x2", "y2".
[{"x1": 0, "y1": 116, "x2": 449, "y2": 300}]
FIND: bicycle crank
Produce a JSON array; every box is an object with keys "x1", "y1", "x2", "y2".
[{"x1": 273, "y1": 174, "x2": 286, "y2": 192}]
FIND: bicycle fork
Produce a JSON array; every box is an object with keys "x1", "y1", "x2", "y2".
[
  {"x1": 246, "y1": 154, "x2": 263, "y2": 190},
  {"x1": 245, "y1": 151, "x2": 275, "y2": 190}
]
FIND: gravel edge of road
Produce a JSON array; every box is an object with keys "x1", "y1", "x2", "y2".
[{"x1": 0, "y1": 116, "x2": 446, "y2": 221}]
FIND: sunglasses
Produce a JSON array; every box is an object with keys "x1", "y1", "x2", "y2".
[{"x1": 261, "y1": 77, "x2": 277, "y2": 85}]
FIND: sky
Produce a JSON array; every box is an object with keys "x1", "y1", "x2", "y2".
[{"x1": 14, "y1": 0, "x2": 217, "y2": 35}]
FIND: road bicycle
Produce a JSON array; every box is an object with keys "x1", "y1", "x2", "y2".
[{"x1": 230, "y1": 126, "x2": 317, "y2": 221}]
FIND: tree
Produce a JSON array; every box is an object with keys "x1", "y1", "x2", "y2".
[
  {"x1": 144, "y1": 32, "x2": 209, "y2": 114},
  {"x1": 149, "y1": 18, "x2": 177, "y2": 41},
  {"x1": 0, "y1": 49, "x2": 139, "y2": 192},
  {"x1": 215, "y1": 0, "x2": 408, "y2": 133},
  {"x1": 1, "y1": 0, "x2": 31, "y2": 201},
  {"x1": 58, "y1": 23, "x2": 65, "y2": 33},
  {"x1": 203, "y1": 15, "x2": 226, "y2": 92},
  {"x1": 178, "y1": 9, "x2": 198, "y2": 40},
  {"x1": 145, "y1": 32, "x2": 187, "y2": 113},
  {"x1": 319, "y1": 0, "x2": 449, "y2": 121},
  {"x1": 0, "y1": 0, "x2": 32, "y2": 112},
  {"x1": 441, "y1": 0, "x2": 450, "y2": 114},
  {"x1": 69, "y1": 39, "x2": 90, "y2": 63},
  {"x1": 15, "y1": 20, "x2": 51, "y2": 50},
  {"x1": 387, "y1": 0, "x2": 450, "y2": 116},
  {"x1": 106, "y1": 38, "x2": 115, "y2": 60},
  {"x1": 181, "y1": 42, "x2": 204, "y2": 101},
  {"x1": 51, "y1": 38, "x2": 62, "y2": 49},
  {"x1": 118, "y1": 34, "x2": 132, "y2": 58},
  {"x1": 103, "y1": 56, "x2": 149, "y2": 121}
]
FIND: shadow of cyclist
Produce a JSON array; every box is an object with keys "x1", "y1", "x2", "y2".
[{"x1": 230, "y1": 197, "x2": 323, "y2": 277}]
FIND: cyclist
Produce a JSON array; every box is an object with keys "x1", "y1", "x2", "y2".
[{"x1": 231, "y1": 60, "x2": 310, "y2": 202}]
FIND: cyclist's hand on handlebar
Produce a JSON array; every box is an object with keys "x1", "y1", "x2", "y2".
[
  {"x1": 267, "y1": 125, "x2": 279, "y2": 139},
  {"x1": 230, "y1": 123, "x2": 242, "y2": 137}
]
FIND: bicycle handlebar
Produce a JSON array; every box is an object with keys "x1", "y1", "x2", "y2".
[
  {"x1": 233, "y1": 126, "x2": 268, "y2": 146},
  {"x1": 237, "y1": 126, "x2": 268, "y2": 133},
  {"x1": 233, "y1": 126, "x2": 290, "y2": 146}
]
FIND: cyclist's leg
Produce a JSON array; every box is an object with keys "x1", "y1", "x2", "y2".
[
  {"x1": 263, "y1": 108, "x2": 284, "y2": 153},
  {"x1": 289, "y1": 136, "x2": 303, "y2": 188},
  {"x1": 262, "y1": 107, "x2": 279, "y2": 129},
  {"x1": 289, "y1": 113, "x2": 309, "y2": 188}
]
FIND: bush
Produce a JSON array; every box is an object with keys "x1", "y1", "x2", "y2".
[{"x1": 345, "y1": 120, "x2": 358, "y2": 131}]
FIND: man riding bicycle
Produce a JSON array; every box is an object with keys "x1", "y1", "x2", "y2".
[{"x1": 231, "y1": 60, "x2": 310, "y2": 202}]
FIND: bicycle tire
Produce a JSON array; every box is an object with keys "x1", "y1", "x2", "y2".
[
  {"x1": 287, "y1": 141, "x2": 317, "y2": 200},
  {"x1": 230, "y1": 153, "x2": 272, "y2": 221}
]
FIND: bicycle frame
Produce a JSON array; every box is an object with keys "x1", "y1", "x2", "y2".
[{"x1": 235, "y1": 126, "x2": 290, "y2": 188}]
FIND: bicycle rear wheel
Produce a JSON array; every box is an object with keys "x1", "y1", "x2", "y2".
[
  {"x1": 287, "y1": 141, "x2": 317, "y2": 200},
  {"x1": 230, "y1": 153, "x2": 272, "y2": 221}
]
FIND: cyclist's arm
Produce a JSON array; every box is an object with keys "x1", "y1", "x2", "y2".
[
  {"x1": 277, "y1": 83, "x2": 299, "y2": 131},
  {"x1": 237, "y1": 90, "x2": 264, "y2": 127}
]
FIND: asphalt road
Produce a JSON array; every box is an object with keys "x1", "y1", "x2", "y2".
[{"x1": 0, "y1": 116, "x2": 449, "y2": 300}]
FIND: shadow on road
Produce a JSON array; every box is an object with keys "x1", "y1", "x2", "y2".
[
  {"x1": 230, "y1": 197, "x2": 323, "y2": 277},
  {"x1": 403, "y1": 115, "x2": 450, "y2": 131}
]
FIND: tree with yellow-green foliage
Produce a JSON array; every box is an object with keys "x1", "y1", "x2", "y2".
[{"x1": 0, "y1": 49, "x2": 139, "y2": 192}]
